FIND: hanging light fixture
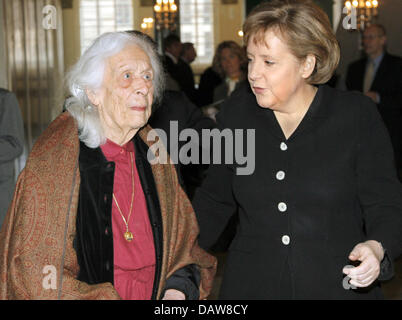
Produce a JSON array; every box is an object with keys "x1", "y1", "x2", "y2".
[
  {"x1": 154, "y1": 0, "x2": 178, "y2": 32},
  {"x1": 344, "y1": 0, "x2": 379, "y2": 30},
  {"x1": 141, "y1": 17, "x2": 154, "y2": 36}
]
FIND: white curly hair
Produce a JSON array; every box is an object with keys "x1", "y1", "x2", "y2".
[{"x1": 65, "y1": 31, "x2": 165, "y2": 148}]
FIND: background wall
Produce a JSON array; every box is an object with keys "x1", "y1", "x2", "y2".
[
  {"x1": 246, "y1": 0, "x2": 334, "y2": 20},
  {"x1": 62, "y1": 0, "x2": 245, "y2": 79},
  {"x1": 335, "y1": 0, "x2": 402, "y2": 88},
  {"x1": 62, "y1": 0, "x2": 80, "y2": 75},
  {"x1": 214, "y1": 0, "x2": 245, "y2": 47},
  {"x1": 22, "y1": 0, "x2": 402, "y2": 90},
  {"x1": 244, "y1": 0, "x2": 401, "y2": 88},
  {"x1": 0, "y1": 0, "x2": 7, "y2": 89},
  {"x1": 62, "y1": 0, "x2": 153, "y2": 74}
]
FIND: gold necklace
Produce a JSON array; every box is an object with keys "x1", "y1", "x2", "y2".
[{"x1": 112, "y1": 152, "x2": 135, "y2": 242}]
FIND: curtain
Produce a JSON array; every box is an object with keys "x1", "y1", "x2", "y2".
[{"x1": 2, "y1": 0, "x2": 64, "y2": 173}]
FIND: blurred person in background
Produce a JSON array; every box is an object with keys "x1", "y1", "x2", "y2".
[
  {"x1": 163, "y1": 35, "x2": 198, "y2": 104},
  {"x1": 0, "y1": 88, "x2": 24, "y2": 229},
  {"x1": 202, "y1": 41, "x2": 248, "y2": 121},
  {"x1": 212, "y1": 40, "x2": 248, "y2": 104},
  {"x1": 346, "y1": 24, "x2": 402, "y2": 174}
]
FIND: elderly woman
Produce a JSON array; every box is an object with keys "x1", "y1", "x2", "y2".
[
  {"x1": 192, "y1": 0, "x2": 402, "y2": 299},
  {"x1": 0, "y1": 31, "x2": 216, "y2": 300}
]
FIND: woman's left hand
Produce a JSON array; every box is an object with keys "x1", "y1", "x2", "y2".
[
  {"x1": 342, "y1": 240, "x2": 384, "y2": 288},
  {"x1": 162, "y1": 289, "x2": 186, "y2": 300}
]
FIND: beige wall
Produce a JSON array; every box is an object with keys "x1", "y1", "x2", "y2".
[
  {"x1": 198, "y1": 0, "x2": 246, "y2": 75},
  {"x1": 335, "y1": 0, "x2": 402, "y2": 88},
  {"x1": 134, "y1": 1, "x2": 155, "y2": 38},
  {"x1": 0, "y1": 0, "x2": 8, "y2": 89},
  {"x1": 134, "y1": 1, "x2": 246, "y2": 47},
  {"x1": 62, "y1": 0, "x2": 246, "y2": 74},
  {"x1": 214, "y1": 0, "x2": 245, "y2": 47},
  {"x1": 62, "y1": 0, "x2": 157, "y2": 73},
  {"x1": 62, "y1": 0, "x2": 81, "y2": 74}
]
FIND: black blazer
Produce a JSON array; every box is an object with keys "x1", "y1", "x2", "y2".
[
  {"x1": 74, "y1": 134, "x2": 200, "y2": 299},
  {"x1": 346, "y1": 52, "x2": 402, "y2": 165},
  {"x1": 163, "y1": 55, "x2": 198, "y2": 104},
  {"x1": 149, "y1": 90, "x2": 216, "y2": 199},
  {"x1": 346, "y1": 52, "x2": 402, "y2": 116},
  {"x1": 192, "y1": 84, "x2": 402, "y2": 299},
  {"x1": 198, "y1": 67, "x2": 223, "y2": 107}
]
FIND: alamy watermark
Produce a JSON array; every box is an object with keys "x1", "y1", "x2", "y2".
[
  {"x1": 146, "y1": 121, "x2": 256, "y2": 176},
  {"x1": 42, "y1": 5, "x2": 57, "y2": 30},
  {"x1": 342, "y1": 6, "x2": 358, "y2": 30},
  {"x1": 342, "y1": 265, "x2": 357, "y2": 290},
  {"x1": 42, "y1": 265, "x2": 57, "y2": 290}
]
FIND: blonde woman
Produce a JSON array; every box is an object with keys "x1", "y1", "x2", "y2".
[
  {"x1": 193, "y1": 0, "x2": 402, "y2": 299},
  {"x1": 212, "y1": 41, "x2": 248, "y2": 103}
]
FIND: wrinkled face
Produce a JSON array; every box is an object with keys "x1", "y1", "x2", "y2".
[
  {"x1": 220, "y1": 48, "x2": 241, "y2": 78},
  {"x1": 90, "y1": 44, "x2": 154, "y2": 141},
  {"x1": 247, "y1": 30, "x2": 308, "y2": 111},
  {"x1": 362, "y1": 26, "x2": 386, "y2": 58}
]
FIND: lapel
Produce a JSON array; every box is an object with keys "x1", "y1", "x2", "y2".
[
  {"x1": 133, "y1": 133, "x2": 163, "y2": 300},
  {"x1": 76, "y1": 134, "x2": 163, "y2": 295},
  {"x1": 77, "y1": 141, "x2": 114, "y2": 284},
  {"x1": 356, "y1": 58, "x2": 367, "y2": 92},
  {"x1": 255, "y1": 85, "x2": 329, "y2": 141},
  {"x1": 288, "y1": 85, "x2": 328, "y2": 141},
  {"x1": 133, "y1": 133, "x2": 163, "y2": 238},
  {"x1": 79, "y1": 140, "x2": 108, "y2": 171},
  {"x1": 370, "y1": 53, "x2": 388, "y2": 91}
]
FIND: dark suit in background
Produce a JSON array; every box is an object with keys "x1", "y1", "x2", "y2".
[
  {"x1": 163, "y1": 55, "x2": 198, "y2": 106},
  {"x1": 197, "y1": 67, "x2": 223, "y2": 107},
  {"x1": 346, "y1": 53, "x2": 402, "y2": 169},
  {"x1": 149, "y1": 90, "x2": 216, "y2": 199},
  {"x1": 0, "y1": 89, "x2": 24, "y2": 228}
]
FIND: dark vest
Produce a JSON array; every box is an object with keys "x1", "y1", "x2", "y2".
[{"x1": 73, "y1": 134, "x2": 163, "y2": 300}]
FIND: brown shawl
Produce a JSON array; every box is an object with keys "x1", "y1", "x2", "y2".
[{"x1": 0, "y1": 112, "x2": 216, "y2": 299}]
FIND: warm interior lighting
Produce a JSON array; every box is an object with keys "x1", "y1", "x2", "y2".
[
  {"x1": 154, "y1": 0, "x2": 178, "y2": 32},
  {"x1": 344, "y1": 0, "x2": 380, "y2": 30},
  {"x1": 140, "y1": 17, "x2": 154, "y2": 34}
]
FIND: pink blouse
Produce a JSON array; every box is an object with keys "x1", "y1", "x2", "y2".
[{"x1": 101, "y1": 139, "x2": 156, "y2": 300}]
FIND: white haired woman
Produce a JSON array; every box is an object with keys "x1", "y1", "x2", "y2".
[{"x1": 0, "y1": 31, "x2": 216, "y2": 300}]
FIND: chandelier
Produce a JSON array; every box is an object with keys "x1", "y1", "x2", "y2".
[
  {"x1": 154, "y1": 0, "x2": 178, "y2": 32},
  {"x1": 344, "y1": 0, "x2": 379, "y2": 30},
  {"x1": 141, "y1": 17, "x2": 154, "y2": 36}
]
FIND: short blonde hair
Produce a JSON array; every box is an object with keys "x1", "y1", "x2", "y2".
[
  {"x1": 243, "y1": 0, "x2": 339, "y2": 84},
  {"x1": 212, "y1": 41, "x2": 248, "y2": 79}
]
